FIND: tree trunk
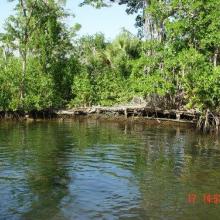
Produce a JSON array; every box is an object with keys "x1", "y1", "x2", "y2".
[
  {"x1": 214, "y1": 48, "x2": 219, "y2": 67},
  {"x1": 19, "y1": 0, "x2": 28, "y2": 106},
  {"x1": 20, "y1": 52, "x2": 27, "y2": 104}
]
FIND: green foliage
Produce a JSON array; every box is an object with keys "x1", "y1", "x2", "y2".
[
  {"x1": 0, "y1": 56, "x2": 21, "y2": 110},
  {"x1": 1, "y1": 0, "x2": 73, "y2": 111},
  {"x1": 183, "y1": 66, "x2": 220, "y2": 111},
  {"x1": 23, "y1": 58, "x2": 54, "y2": 111},
  {"x1": 96, "y1": 70, "x2": 131, "y2": 106},
  {"x1": 129, "y1": 71, "x2": 171, "y2": 98},
  {"x1": 70, "y1": 70, "x2": 93, "y2": 107}
]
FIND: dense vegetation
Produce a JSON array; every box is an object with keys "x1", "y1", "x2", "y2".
[{"x1": 0, "y1": 0, "x2": 220, "y2": 117}]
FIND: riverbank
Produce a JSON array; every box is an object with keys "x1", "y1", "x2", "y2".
[
  {"x1": 1, "y1": 105, "x2": 219, "y2": 132},
  {"x1": 56, "y1": 105, "x2": 198, "y2": 128},
  {"x1": 57, "y1": 106, "x2": 197, "y2": 121}
]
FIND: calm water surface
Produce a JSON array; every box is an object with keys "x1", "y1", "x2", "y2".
[{"x1": 1, "y1": 119, "x2": 220, "y2": 220}]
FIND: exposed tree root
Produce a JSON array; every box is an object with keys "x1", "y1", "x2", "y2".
[{"x1": 197, "y1": 109, "x2": 220, "y2": 132}]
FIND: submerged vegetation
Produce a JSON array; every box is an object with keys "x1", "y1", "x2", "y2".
[{"x1": 0, "y1": 0, "x2": 220, "y2": 130}]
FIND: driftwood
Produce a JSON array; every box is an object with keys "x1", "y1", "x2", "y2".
[
  {"x1": 1, "y1": 105, "x2": 219, "y2": 132},
  {"x1": 56, "y1": 105, "x2": 201, "y2": 125}
]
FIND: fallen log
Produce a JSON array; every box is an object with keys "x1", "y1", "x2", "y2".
[{"x1": 56, "y1": 106, "x2": 201, "y2": 125}]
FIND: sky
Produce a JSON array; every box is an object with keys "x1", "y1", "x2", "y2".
[{"x1": 0, "y1": 0, "x2": 137, "y2": 40}]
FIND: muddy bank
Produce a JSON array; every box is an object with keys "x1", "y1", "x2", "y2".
[
  {"x1": 1, "y1": 106, "x2": 219, "y2": 132},
  {"x1": 56, "y1": 106, "x2": 220, "y2": 132},
  {"x1": 0, "y1": 109, "x2": 57, "y2": 120},
  {"x1": 56, "y1": 106, "x2": 199, "y2": 128}
]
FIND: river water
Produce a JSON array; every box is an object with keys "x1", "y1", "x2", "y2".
[{"x1": 0, "y1": 119, "x2": 220, "y2": 220}]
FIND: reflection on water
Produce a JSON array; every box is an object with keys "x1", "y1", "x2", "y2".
[{"x1": 0, "y1": 119, "x2": 220, "y2": 219}]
